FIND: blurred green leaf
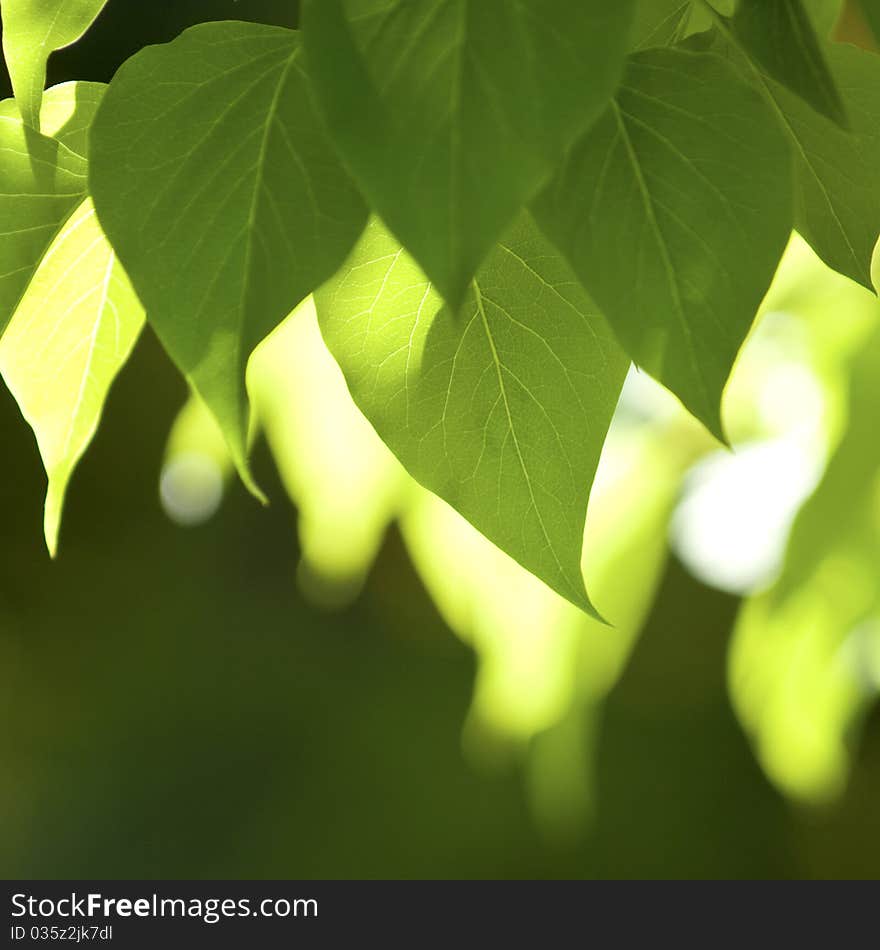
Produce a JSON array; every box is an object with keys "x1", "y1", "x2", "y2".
[
  {"x1": 771, "y1": 327, "x2": 880, "y2": 603},
  {"x1": 250, "y1": 300, "x2": 409, "y2": 604},
  {"x1": 857, "y1": 0, "x2": 880, "y2": 42},
  {"x1": 731, "y1": 328, "x2": 880, "y2": 801},
  {"x1": 0, "y1": 0, "x2": 109, "y2": 129},
  {"x1": 302, "y1": 0, "x2": 634, "y2": 310},
  {"x1": 528, "y1": 417, "x2": 702, "y2": 834},
  {"x1": 316, "y1": 214, "x2": 628, "y2": 614},
  {"x1": 89, "y1": 21, "x2": 368, "y2": 495},
  {"x1": 533, "y1": 49, "x2": 792, "y2": 438},
  {"x1": 400, "y1": 403, "x2": 699, "y2": 832},
  {"x1": 803, "y1": 0, "x2": 843, "y2": 35}
]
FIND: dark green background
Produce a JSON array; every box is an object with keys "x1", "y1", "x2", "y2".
[{"x1": 1, "y1": 0, "x2": 878, "y2": 879}]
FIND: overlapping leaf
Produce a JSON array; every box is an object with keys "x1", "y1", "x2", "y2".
[
  {"x1": 1, "y1": 0, "x2": 109, "y2": 129},
  {"x1": 0, "y1": 82, "x2": 145, "y2": 554},
  {"x1": 315, "y1": 214, "x2": 628, "y2": 614},
  {"x1": 760, "y1": 44, "x2": 880, "y2": 290},
  {"x1": 642, "y1": 1, "x2": 880, "y2": 291},
  {"x1": 0, "y1": 114, "x2": 87, "y2": 334},
  {"x1": 719, "y1": 0, "x2": 847, "y2": 125},
  {"x1": 533, "y1": 49, "x2": 792, "y2": 437},
  {"x1": 631, "y1": 1, "x2": 693, "y2": 49},
  {"x1": 861, "y1": 0, "x2": 880, "y2": 46},
  {"x1": 89, "y1": 21, "x2": 369, "y2": 490},
  {"x1": 0, "y1": 197, "x2": 144, "y2": 554},
  {"x1": 302, "y1": 0, "x2": 635, "y2": 310}
]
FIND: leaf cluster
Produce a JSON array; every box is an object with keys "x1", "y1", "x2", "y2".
[{"x1": 2, "y1": 0, "x2": 879, "y2": 617}]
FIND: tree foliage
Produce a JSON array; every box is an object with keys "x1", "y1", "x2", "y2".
[{"x1": 3, "y1": 0, "x2": 880, "y2": 805}]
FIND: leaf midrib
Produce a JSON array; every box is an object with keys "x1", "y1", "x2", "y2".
[
  {"x1": 473, "y1": 278, "x2": 581, "y2": 602},
  {"x1": 610, "y1": 99, "x2": 712, "y2": 418},
  {"x1": 698, "y1": 0, "x2": 864, "y2": 281},
  {"x1": 233, "y1": 46, "x2": 301, "y2": 420}
]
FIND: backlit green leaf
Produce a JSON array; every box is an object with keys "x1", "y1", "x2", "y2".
[
  {"x1": 533, "y1": 49, "x2": 792, "y2": 437},
  {"x1": 1, "y1": 0, "x2": 109, "y2": 130},
  {"x1": 315, "y1": 214, "x2": 628, "y2": 614},
  {"x1": 302, "y1": 0, "x2": 635, "y2": 310},
  {"x1": 0, "y1": 110, "x2": 87, "y2": 335},
  {"x1": 0, "y1": 197, "x2": 144, "y2": 555},
  {"x1": 88, "y1": 21, "x2": 369, "y2": 493},
  {"x1": 0, "y1": 82, "x2": 144, "y2": 554},
  {"x1": 33, "y1": 80, "x2": 106, "y2": 159}
]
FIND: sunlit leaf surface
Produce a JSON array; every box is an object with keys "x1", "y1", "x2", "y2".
[
  {"x1": 0, "y1": 198, "x2": 143, "y2": 553},
  {"x1": 303, "y1": 0, "x2": 634, "y2": 309},
  {"x1": 316, "y1": 214, "x2": 628, "y2": 613},
  {"x1": 0, "y1": 114, "x2": 87, "y2": 335},
  {"x1": 0, "y1": 0, "x2": 109, "y2": 129},
  {"x1": 0, "y1": 84, "x2": 144, "y2": 554}
]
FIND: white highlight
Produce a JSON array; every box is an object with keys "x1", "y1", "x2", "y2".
[
  {"x1": 159, "y1": 451, "x2": 224, "y2": 526},
  {"x1": 671, "y1": 437, "x2": 823, "y2": 594}
]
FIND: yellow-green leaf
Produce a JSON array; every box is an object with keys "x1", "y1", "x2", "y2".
[
  {"x1": 1, "y1": 0, "x2": 109, "y2": 130},
  {"x1": 0, "y1": 197, "x2": 144, "y2": 554}
]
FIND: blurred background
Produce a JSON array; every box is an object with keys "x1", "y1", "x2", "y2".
[{"x1": 2, "y1": 0, "x2": 880, "y2": 879}]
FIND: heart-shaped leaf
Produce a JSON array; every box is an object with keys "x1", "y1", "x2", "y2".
[
  {"x1": 89, "y1": 21, "x2": 369, "y2": 491},
  {"x1": 533, "y1": 49, "x2": 792, "y2": 437},
  {"x1": 0, "y1": 83, "x2": 144, "y2": 554},
  {"x1": 315, "y1": 214, "x2": 628, "y2": 614},
  {"x1": 303, "y1": 0, "x2": 635, "y2": 310}
]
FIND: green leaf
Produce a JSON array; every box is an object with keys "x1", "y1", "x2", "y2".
[
  {"x1": 302, "y1": 0, "x2": 635, "y2": 310},
  {"x1": 0, "y1": 197, "x2": 144, "y2": 555},
  {"x1": 315, "y1": 214, "x2": 628, "y2": 614},
  {"x1": 88, "y1": 21, "x2": 369, "y2": 493},
  {"x1": 631, "y1": 1, "x2": 693, "y2": 48},
  {"x1": 709, "y1": 0, "x2": 848, "y2": 126},
  {"x1": 697, "y1": 8, "x2": 880, "y2": 288},
  {"x1": 763, "y1": 44, "x2": 880, "y2": 290},
  {"x1": 0, "y1": 0, "x2": 109, "y2": 130},
  {"x1": 730, "y1": 326, "x2": 880, "y2": 801},
  {"x1": 861, "y1": 0, "x2": 880, "y2": 44},
  {"x1": 0, "y1": 82, "x2": 144, "y2": 554},
  {"x1": 0, "y1": 111, "x2": 88, "y2": 336},
  {"x1": 802, "y1": 0, "x2": 843, "y2": 36},
  {"x1": 32, "y1": 80, "x2": 106, "y2": 159},
  {"x1": 533, "y1": 49, "x2": 792, "y2": 437}
]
